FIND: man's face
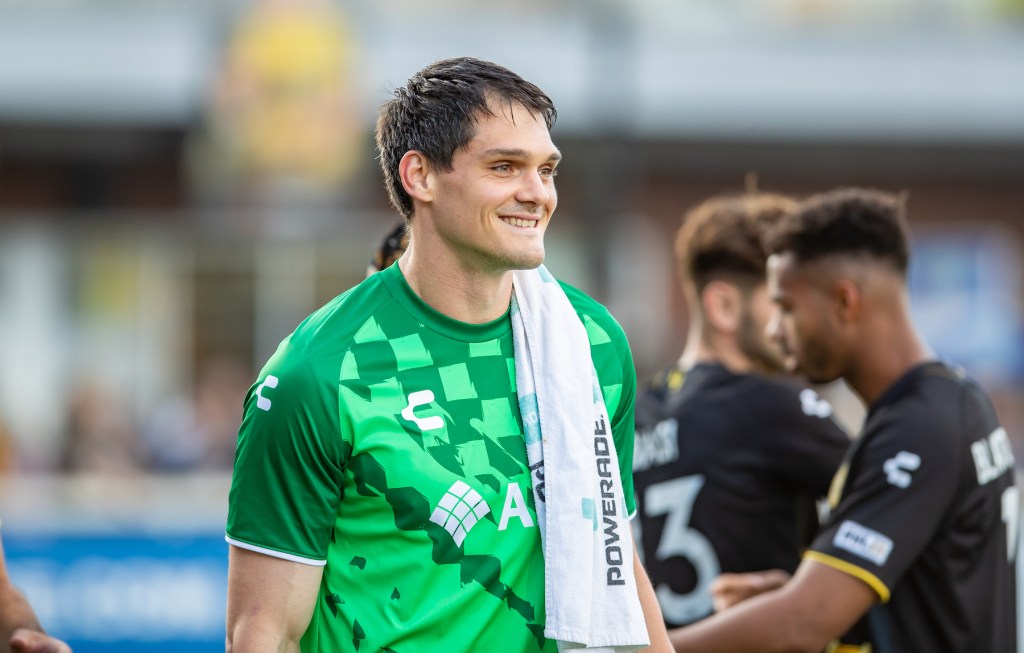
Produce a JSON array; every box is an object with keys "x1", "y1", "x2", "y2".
[
  {"x1": 427, "y1": 101, "x2": 560, "y2": 273},
  {"x1": 766, "y1": 252, "x2": 845, "y2": 384},
  {"x1": 737, "y1": 283, "x2": 789, "y2": 374}
]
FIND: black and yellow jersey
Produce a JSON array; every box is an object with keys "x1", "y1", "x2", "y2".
[
  {"x1": 633, "y1": 362, "x2": 851, "y2": 627},
  {"x1": 810, "y1": 361, "x2": 1018, "y2": 653}
]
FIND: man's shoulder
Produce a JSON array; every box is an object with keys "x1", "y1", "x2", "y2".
[
  {"x1": 557, "y1": 278, "x2": 627, "y2": 347},
  {"x1": 868, "y1": 362, "x2": 991, "y2": 444},
  {"x1": 686, "y1": 368, "x2": 804, "y2": 413},
  {"x1": 287, "y1": 275, "x2": 393, "y2": 353}
]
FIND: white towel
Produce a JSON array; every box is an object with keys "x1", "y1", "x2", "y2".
[{"x1": 511, "y1": 265, "x2": 649, "y2": 653}]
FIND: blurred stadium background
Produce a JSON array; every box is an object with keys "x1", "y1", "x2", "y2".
[{"x1": 0, "y1": 0, "x2": 1022, "y2": 650}]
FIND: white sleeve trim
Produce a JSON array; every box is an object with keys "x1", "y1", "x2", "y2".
[{"x1": 225, "y1": 536, "x2": 327, "y2": 567}]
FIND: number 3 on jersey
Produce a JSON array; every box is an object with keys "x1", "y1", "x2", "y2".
[{"x1": 642, "y1": 475, "x2": 721, "y2": 623}]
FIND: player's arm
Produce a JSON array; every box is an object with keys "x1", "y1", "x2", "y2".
[
  {"x1": 0, "y1": 538, "x2": 71, "y2": 653},
  {"x1": 632, "y1": 528, "x2": 673, "y2": 652},
  {"x1": 226, "y1": 547, "x2": 324, "y2": 653},
  {"x1": 711, "y1": 568, "x2": 791, "y2": 612},
  {"x1": 667, "y1": 557, "x2": 876, "y2": 653}
]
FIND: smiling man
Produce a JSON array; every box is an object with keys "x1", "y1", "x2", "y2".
[{"x1": 224, "y1": 57, "x2": 671, "y2": 653}]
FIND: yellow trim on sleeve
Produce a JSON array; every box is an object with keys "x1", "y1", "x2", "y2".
[
  {"x1": 804, "y1": 550, "x2": 891, "y2": 602},
  {"x1": 826, "y1": 644, "x2": 872, "y2": 653}
]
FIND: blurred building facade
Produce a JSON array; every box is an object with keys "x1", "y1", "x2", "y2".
[
  {"x1": 1, "y1": 0, "x2": 1022, "y2": 462},
  {"x1": 0, "y1": 2, "x2": 1023, "y2": 646}
]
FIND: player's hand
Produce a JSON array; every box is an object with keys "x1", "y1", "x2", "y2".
[
  {"x1": 711, "y1": 569, "x2": 791, "y2": 612},
  {"x1": 9, "y1": 628, "x2": 72, "y2": 653}
]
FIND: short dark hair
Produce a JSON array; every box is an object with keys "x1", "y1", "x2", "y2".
[
  {"x1": 375, "y1": 57, "x2": 558, "y2": 219},
  {"x1": 675, "y1": 192, "x2": 798, "y2": 294},
  {"x1": 764, "y1": 188, "x2": 910, "y2": 274}
]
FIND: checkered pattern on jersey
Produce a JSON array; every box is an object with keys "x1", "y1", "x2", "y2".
[
  {"x1": 581, "y1": 313, "x2": 624, "y2": 416},
  {"x1": 340, "y1": 309, "x2": 525, "y2": 481}
]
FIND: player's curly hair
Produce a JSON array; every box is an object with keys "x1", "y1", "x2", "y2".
[
  {"x1": 764, "y1": 187, "x2": 910, "y2": 274},
  {"x1": 676, "y1": 191, "x2": 798, "y2": 295},
  {"x1": 375, "y1": 57, "x2": 557, "y2": 220}
]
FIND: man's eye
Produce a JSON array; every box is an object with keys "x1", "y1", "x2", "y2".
[
  {"x1": 541, "y1": 168, "x2": 558, "y2": 178},
  {"x1": 493, "y1": 164, "x2": 512, "y2": 173}
]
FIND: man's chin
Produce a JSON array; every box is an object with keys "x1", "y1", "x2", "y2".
[{"x1": 507, "y1": 252, "x2": 545, "y2": 271}]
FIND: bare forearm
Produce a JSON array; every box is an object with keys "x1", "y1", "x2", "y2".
[
  {"x1": 633, "y1": 553, "x2": 672, "y2": 652},
  {"x1": 226, "y1": 619, "x2": 300, "y2": 653},
  {"x1": 0, "y1": 579, "x2": 44, "y2": 637},
  {"x1": 668, "y1": 588, "x2": 823, "y2": 653}
]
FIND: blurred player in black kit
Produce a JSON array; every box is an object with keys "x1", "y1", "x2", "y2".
[
  {"x1": 633, "y1": 190, "x2": 851, "y2": 628},
  {"x1": 669, "y1": 187, "x2": 1018, "y2": 653}
]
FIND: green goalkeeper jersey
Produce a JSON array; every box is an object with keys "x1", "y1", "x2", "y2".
[{"x1": 226, "y1": 262, "x2": 637, "y2": 652}]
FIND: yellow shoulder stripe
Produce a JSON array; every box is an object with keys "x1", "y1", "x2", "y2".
[{"x1": 804, "y1": 550, "x2": 891, "y2": 602}]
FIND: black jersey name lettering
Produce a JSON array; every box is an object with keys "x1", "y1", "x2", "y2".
[
  {"x1": 594, "y1": 417, "x2": 626, "y2": 586},
  {"x1": 633, "y1": 418, "x2": 680, "y2": 472},
  {"x1": 971, "y1": 427, "x2": 1015, "y2": 486}
]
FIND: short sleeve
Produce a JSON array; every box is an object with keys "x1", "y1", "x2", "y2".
[
  {"x1": 608, "y1": 334, "x2": 638, "y2": 517},
  {"x1": 225, "y1": 339, "x2": 348, "y2": 564},
  {"x1": 807, "y1": 407, "x2": 958, "y2": 600}
]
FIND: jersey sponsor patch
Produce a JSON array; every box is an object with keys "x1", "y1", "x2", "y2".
[
  {"x1": 833, "y1": 520, "x2": 893, "y2": 567},
  {"x1": 429, "y1": 480, "x2": 491, "y2": 546}
]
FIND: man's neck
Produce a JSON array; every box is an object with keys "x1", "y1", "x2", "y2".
[
  {"x1": 845, "y1": 318, "x2": 933, "y2": 407},
  {"x1": 679, "y1": 326, "x2": 754, "y2": 374},
  {"x1": 398, "y1": 247, "x2": 514, "y2": 324}
]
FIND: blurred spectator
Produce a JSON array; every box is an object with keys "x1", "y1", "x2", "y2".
[
  {"x1": 141, "y1": 358, "x2": 250, "y2": 472},
  {"x1": 58, "y1": 380, "x2": 140, "y2": 474},
  {"x1": 0, "y1": 417, "x2": 15, "y2": 475},
  {"x1": 193, "y1": 0, "x2": 363, "y2": 205}
]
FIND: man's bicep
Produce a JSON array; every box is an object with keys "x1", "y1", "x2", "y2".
[
  {"x1": 227, "y1": 546, "x2": 324, "y2": 651},
  {"x1": 227, "y1": 357, "x2": 346, "y2": 562},
  {"x1": 780, "y1": 557, "x2": 878, "y2": 647}
]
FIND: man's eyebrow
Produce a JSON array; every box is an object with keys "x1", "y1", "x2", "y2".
[{"x1": 482, "y1": 148, "x2": 562, "y2": 163}]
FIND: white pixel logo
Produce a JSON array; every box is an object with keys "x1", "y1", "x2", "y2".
[
  {"x1": 430, "y1": 481, "x2": 491, "y2": 546},
  {"x1": 255, "y1": 375, "x2": 279, "y2": 412},
  {"x1": 402, "y1": 390, "x2": 444, "y2": 431}
]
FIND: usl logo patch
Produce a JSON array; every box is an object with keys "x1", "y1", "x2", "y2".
[{"x1": 833, "y1": 520, "x2": 893, "y2": 566}]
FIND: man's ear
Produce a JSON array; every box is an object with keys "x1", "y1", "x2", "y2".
[
  {"x1": 701, "y1": 280, "x2": 742, "y2": 334},
  {"x1": 834, "y1": 278, "x2": 862, "y2": 324},
  {"x1": 399, "y1": 151, "x2": 434, "y2": 204}
]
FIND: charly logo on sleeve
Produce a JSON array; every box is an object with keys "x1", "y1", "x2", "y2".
[
  {"x1": 799, "y1": 388, "x2": 833, "y2": 419},
  {"x1": 255, "y1": 375, "x2": 279, "y2": 411},
  {"x1": 882, "y1": 451, "x2": 921, "y2": 489}
]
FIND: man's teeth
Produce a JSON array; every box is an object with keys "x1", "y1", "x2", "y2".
[{"x1": 503, "y1": 217, "x2": 536, "y2": 228}]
